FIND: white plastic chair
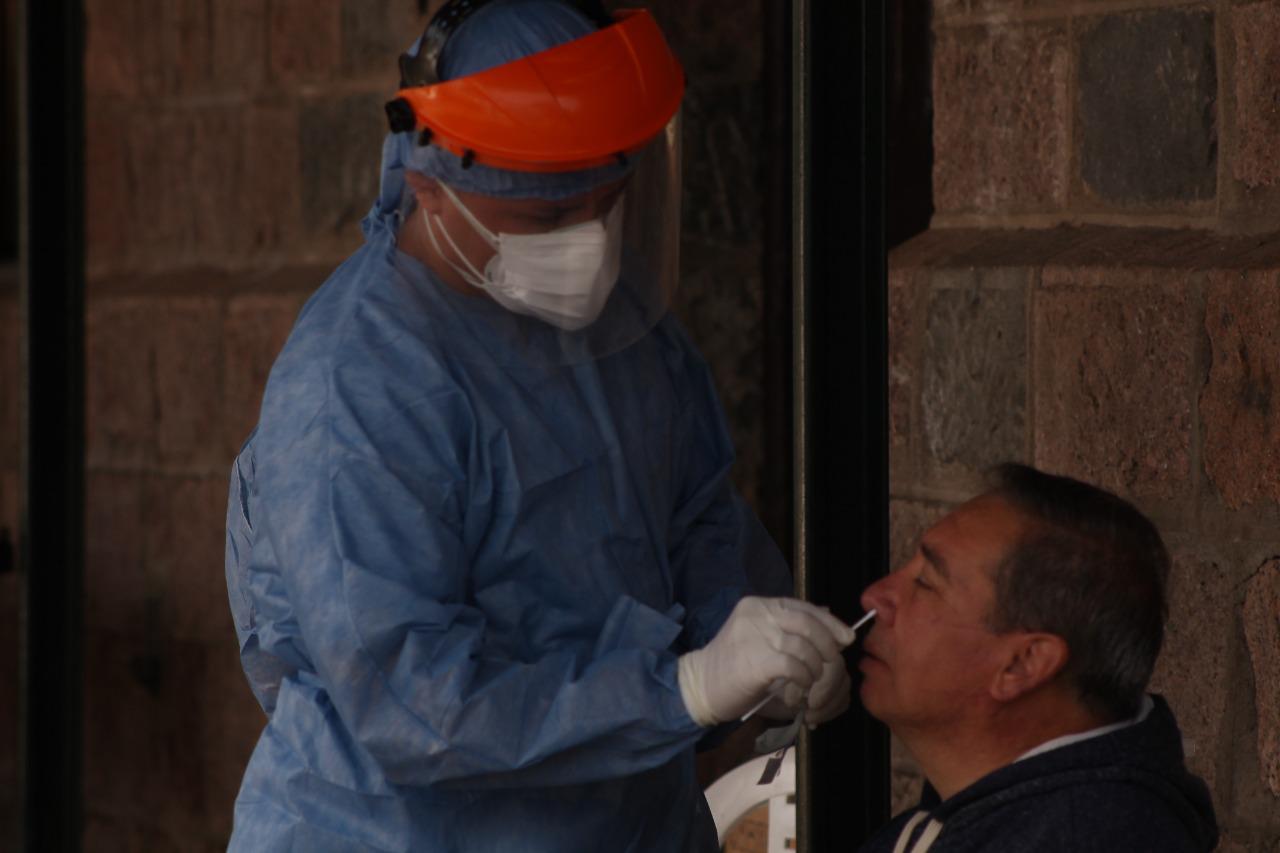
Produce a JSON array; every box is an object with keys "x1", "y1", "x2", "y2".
[{"x1": 704, "y1": 750, "x2": 796, "y2": 852}]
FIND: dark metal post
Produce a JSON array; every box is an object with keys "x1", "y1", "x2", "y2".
[
  {"x1": 794, "y1": 0, "x2": 889, "y2": 850},
  {"x1": 18, "y1": 0, "x2": 86, "y2": 848},
  {"x1": 760, "y1": 0, "x2": 793, "y2": 556},
  {"x1": 2, "y1": 0, "x2": 18, "y2": 260}
]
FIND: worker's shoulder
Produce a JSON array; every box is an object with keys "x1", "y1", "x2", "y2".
[
  {"x1": 254, "y1": 266, "x2": 463, "y2": 443},
  {"x1": 282, "y1": 251, "x2": 456, "y2": 377}
]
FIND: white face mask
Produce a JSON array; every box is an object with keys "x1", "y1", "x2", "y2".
[{"x1": 423, "y1": 183, "x2": 625, "y2": 331}]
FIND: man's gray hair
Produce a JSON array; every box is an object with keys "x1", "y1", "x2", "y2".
[{"x1": 986, "y1": 463, "x2": 1170, "y2": 721}]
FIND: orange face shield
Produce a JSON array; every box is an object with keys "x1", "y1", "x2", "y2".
[{"x1": 385, "y1": 9, "x2": 685, "y2": 174}]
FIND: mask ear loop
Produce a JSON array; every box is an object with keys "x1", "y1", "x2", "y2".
[
  {"x1": 438, "y1": 182, "x2": 501, "y2": 247},
  {"x1": 423, "y1": 208, "x2": 489, "y2": 289}
]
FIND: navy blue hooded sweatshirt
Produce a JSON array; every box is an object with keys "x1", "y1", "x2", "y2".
[{"x1": 858, "y1": 695, "x2": 1218, "y2": 853}]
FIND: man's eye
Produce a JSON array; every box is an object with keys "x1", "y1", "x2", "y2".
[{"x1": 913, "y1": 575, "x2": 932, "y2": 591}]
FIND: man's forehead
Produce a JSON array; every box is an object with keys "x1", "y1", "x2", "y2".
[{"x1": 921, "y1": 493, "x2": 1028, "y2": 579}]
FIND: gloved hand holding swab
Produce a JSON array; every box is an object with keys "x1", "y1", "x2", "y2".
[
  {"x1": 739, "y1": 608, "x2": 877, "y2": 723},
  {"x1": 676, "y1": 597, "x2": 855, "y2": 728}
]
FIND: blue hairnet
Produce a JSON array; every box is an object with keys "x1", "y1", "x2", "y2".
[
  {"x1": 440, "y1": 0, "x2": 595, "y2": 78},
  {"x1": 393, "y1": 0, "x2": 631, "y2": 201}
]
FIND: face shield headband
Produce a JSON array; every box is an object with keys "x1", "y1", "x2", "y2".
[{"x1": 385, "y1": 6, "x2": 685, "y2": 175}]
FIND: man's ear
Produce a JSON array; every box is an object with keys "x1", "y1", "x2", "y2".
[
  {"x1": 989, "y1": 633, "x2": 1069, "y2": 703},
  {"x1": 404, "y1": 171, "x2": 444, "y2": 215}
]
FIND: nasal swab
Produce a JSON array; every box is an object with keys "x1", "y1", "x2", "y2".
[
  {"x1": 739, "y1": 608, "x2": 878, "y2": 722},
  {"x1": 848, "y1": 608, "x2": 878, "y2": 635}
]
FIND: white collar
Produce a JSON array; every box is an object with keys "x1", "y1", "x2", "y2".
[{"x1": 1014, "y1": 694, "x2": 1154, "y2": 763}]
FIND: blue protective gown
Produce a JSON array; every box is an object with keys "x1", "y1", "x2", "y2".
[{"x1": 224, "y1": 153, "x2": 789, "y2": 852}]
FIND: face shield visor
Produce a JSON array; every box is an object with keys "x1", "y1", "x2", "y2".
[{"x1": 385, "y1": 7, "x2": 684, "y2": 366}]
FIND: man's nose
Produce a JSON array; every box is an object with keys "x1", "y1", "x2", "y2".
[{"x1": 860, "y1": 574, "x2": 896, "y2": 624}]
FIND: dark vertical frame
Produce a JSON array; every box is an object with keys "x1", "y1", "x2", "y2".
[
  {"x1": 760, "y1": 0, "x2": 793, "y2": 555},
  {"x1": 18, "y1": 0, "x2": 85, "y2": 849},
  {"x1": 794, "y1": 0, "x2": 890, "y2": 850},
  {"x1": 2, "y1": 0, "x2": 18, "y2": 260},
  {"x1": 886, "y1": 0, "x2": 933, "y2": 249}
]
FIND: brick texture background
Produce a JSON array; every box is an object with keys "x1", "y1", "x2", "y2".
[
  {"x1": 932, "y1": 23, "x2": 1069, "y2": 215},
  {"x1": 1076, "y1": 9, "x2": 1217, "y2": 209},
  {"x1": 2, "y1": 0, "x2": 778, "y2": 847},
  {"x1": 930, "y1": 0, "x2": 1280, "y2": 235},
  {"x1": 1243, "y1": 559, "x2": 1280, "y2": 800},
  {"x1": 886, "y1": 3, "x2": 1280, "y2": 847},
  {"x1": 1034, "y1": 267, "x2": 1197, "y2": 504}
]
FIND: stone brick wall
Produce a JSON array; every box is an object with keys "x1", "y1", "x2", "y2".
[
  {"x1": 0, "y1": 0, "x2": 773, "y2": 847},
  {"x1": 929, "y1": 0, "x2": 1280, "y2": 233},
  {"x1": 891, "y1": 2, "x2": 1280, "y2": 848}
]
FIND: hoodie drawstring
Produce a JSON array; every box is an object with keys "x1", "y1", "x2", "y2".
[{"x1": 892, "y1": 810, "x2": 945, "y2": 853}]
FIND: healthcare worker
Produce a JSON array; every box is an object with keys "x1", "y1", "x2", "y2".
[{"x1": 224, "y1": 1, "x2": 854, "y2": 849}]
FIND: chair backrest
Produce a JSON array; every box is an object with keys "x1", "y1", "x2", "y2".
[{"x1": 704, "y1": 751, "x2": 796, "y2": 851}]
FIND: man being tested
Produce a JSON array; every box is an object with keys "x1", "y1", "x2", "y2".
[
  {"x1": 224, "y1": 1, "x2": 853, "y2": 850},
  {"x1": 857, "y1": 464, "x2": 1217, "y2": 853}
]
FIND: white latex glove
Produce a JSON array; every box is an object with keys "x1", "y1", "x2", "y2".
[
  {"x1": 802, "y1": 657, "x2": 852, "y2": 727},
  {"x1": 754, "y1": 654, "x2": 852, "y2": 726},
  {"x1": 677, "y1": 596, "x2": 855, "y2": 727}
]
